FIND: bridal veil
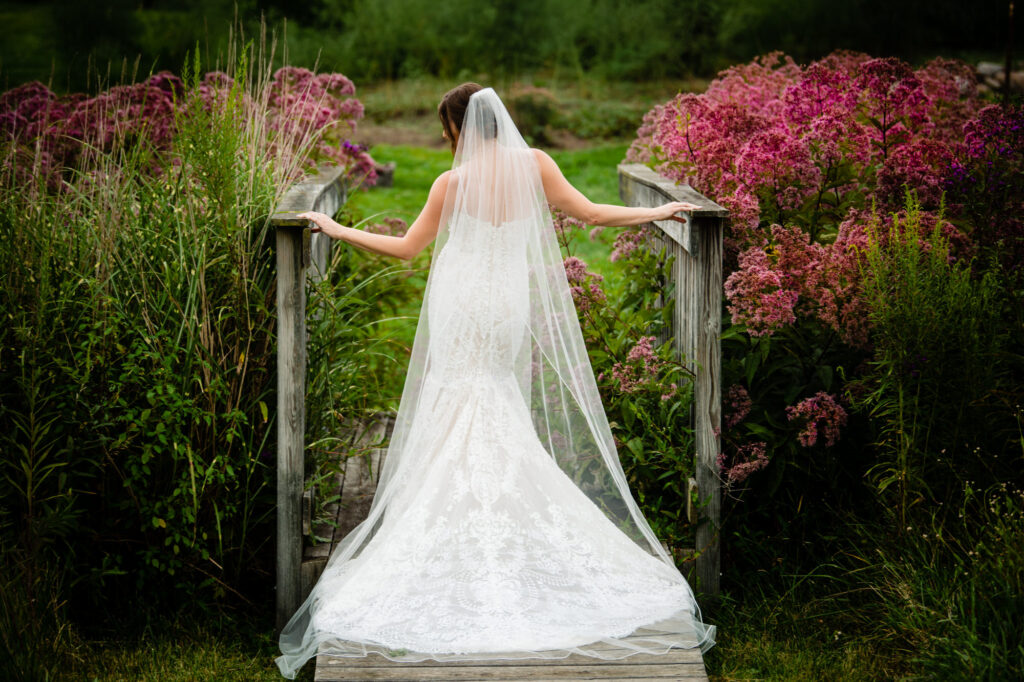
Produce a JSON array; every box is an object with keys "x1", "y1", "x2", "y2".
[{"x1": 275, "y1": 87, "x2": 715, "y2": 679}]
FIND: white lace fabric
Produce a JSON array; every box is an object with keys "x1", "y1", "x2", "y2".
[{"x1": 275, "y1": 89, "x2": 714, "y2": 679}]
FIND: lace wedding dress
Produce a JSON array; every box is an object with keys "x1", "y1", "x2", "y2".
[{"x1": 275, "y1": 89, "x2": 714, "y2": 679}]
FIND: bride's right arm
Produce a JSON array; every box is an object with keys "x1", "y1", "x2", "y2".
[
  {"x1": 298, "y1": 171, "x2": 451, "y2": 261},
  {"x1": 533, "y1": 149, "x2": 699, "y2": 227}
]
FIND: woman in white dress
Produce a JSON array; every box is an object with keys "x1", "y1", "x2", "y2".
[{"x1": 277, "y1": 83, "x2": 715, "y2": 679}]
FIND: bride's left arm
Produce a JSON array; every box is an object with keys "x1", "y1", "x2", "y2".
[
  {"x1": 297, "y1": 171, "x2": 451, "y2": 261},
  {"x1": 534, "y1": 149, "x2": 699, "y2": 227}
]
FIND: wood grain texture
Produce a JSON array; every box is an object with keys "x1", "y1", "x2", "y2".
[
  {"x1": 618, "y1": 163, "x2": 724, "y2": 597},
  {"x1": 314, "y1": 662, "x2": 706, "y2": 681},
  {"x1": 272, "y1": 165, "x2": 347, "y2": 633},
  {"x1": 318, "y1": 649, "x2": 704, "y2": 667},
  {"x1": 275, "y1": 226, "x2": 307, "y2": 633}
]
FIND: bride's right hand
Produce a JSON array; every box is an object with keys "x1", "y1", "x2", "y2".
[{"x1": 652, "y1": 201, "x2": 701, "y2": 223}]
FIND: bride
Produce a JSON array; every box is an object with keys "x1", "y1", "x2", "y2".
[{"x1": 276, "y1": 83, "x2": 715, "y2": 679}]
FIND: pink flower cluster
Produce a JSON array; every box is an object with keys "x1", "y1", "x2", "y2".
[
  {"x1": 562, "y1": 256, "x2": 606, "y2": 312},
  {"x1": 0, "y1": 66, "x2": 375, "y2": 188},
  {"x1": 786, "y1": 392, "x2": 848, "y2": 447},
  {"x1": 724, "y1": 384, "x2": 752, "y2": 429},
  {"x1": 610, "y1": 225, "x2": 652, "y2": 262},
  {"x1": 723, "y1": 223, "x2": 873, "y2": 345},
  {"x1": 265, "y1": 67, "x2": 376, "y2": 185},
  {"x1": 550, "y1": 205, "x2": 585, "y2": 242},
  {"x1": 716, "y1": 441, "x2": 769, "y2": 485},
  {"x1": 609, "y1": 336, "x2": 664, "y2": 394},
  {"x1": 0, "y1": 74, "x2": 180, "y2": 185}
]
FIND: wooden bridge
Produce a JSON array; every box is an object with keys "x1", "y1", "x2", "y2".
[{"x1": 268, "y1": 163, "x2": 726, "y2": 680}]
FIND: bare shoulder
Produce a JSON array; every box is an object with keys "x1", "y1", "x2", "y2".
[
  {"x1": 531, "y1": 147, "x2": 554, "y2": 167},
  {"x1": 433, "y1": 169, "x2": 454, "y2": 189},
  {"x1": 530, "y1": 148, "x2": 561, "y2": 184},
  {"x1": 427, "y1": 169, "x2": 454, "y2": 198}
]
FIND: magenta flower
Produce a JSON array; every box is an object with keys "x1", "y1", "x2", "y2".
[
  {"x1": 724, "y1": 385, "x2": 752, "y2": 429},
  {"x1": 610, "y1": 226, "x2": 650, "y2": 262},
  {"x1": 717, "y1": 441, "x2": 770, "y2": 484},
  {"x1": 562, "y1": 256, "x2": 606, "y2": 312},
  {"x1": 609, "y1": 336, "x2": 663, "y2": 394},
  {"x1": 786, "y1": 392, "x2": 848, "y2": 447}
]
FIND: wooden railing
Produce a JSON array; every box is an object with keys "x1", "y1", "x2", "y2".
[
  {"x1": 269, "y1": 166, "x2": 346, "y2": 632},
  {"x1": 619, "y1": 163, "x2": 726, "y2": 597}
]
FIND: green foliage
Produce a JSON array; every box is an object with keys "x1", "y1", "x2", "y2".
[
  {"x1": 68, "y1": 608, "x2": 287, "y2": 681},
  {"x1": 559, "y1": 100, "x2": 646, "y2": 140},
  {"x1": 4, "y1": 0, "x2": 1015, "y2": 92},
  {"x1": 865, "y1": 488, "x2": 1024, "y2": 680},
  {"x1": 854, "y1": 196, "x2": 1012, "y2": 525},
  {"x1": 506, "y1": 85, "x2": 559, "y2": 145},
  {"x1": 1, "y1": 0, "x2": 725, "y2": 86}
]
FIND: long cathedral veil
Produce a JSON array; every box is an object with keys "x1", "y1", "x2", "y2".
[{"x1": 276, "y1": 88, "x2": 714, "y2": 679}]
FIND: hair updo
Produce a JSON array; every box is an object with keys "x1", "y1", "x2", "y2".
[{"x1": 437, "y1": 82, "x2": 497, "y2": 152}]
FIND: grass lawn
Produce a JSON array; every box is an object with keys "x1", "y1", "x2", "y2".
[
  {"x1": 66, "y1": 609, "x2": 302, "y2": 682},
  {"x1": 344, "y1": 141, "x2": 630, "y2": 276}
]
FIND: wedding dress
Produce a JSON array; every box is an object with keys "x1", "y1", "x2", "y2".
[{"x1": 275, "y1": 88, "x2": 715, "y2": 679}]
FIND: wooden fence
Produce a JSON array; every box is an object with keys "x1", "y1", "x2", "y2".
[{"x1": 618, "y1": 163, "x2": 726, "y2": 597}]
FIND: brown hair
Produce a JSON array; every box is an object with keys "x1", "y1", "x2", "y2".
[{"x1": 438, "y1": 82, "x2": 484, "y2": 153}]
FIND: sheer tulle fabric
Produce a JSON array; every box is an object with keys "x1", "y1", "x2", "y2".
[{"x1": 275, "y1": 88, "x2": 715, "y2": 679}]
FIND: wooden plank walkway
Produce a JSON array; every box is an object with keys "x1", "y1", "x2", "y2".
[
  {"x1": 300, "y1": 417, "x2": 390, "y2": 596},
  {"x1": 306, "y1": 416, "x2": 708, "y2": 681},
  {"x1": 315, "y1": 647, "x2": 707, "y2": 680}
]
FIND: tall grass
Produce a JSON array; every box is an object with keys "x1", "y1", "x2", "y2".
[{"x1": 857, "y1": 196, "x2": 1010, "y2": 525}]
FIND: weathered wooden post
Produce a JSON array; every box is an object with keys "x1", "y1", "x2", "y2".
[
  {"x1": 618, "y1": 163, "x2": 726, "y2": 597},
  {"x1": 270, "y1": 166, "x2": 347, "y2": 632}
]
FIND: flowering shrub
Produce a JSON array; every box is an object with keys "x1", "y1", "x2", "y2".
[
  {"x1": 0, "y1": 66, "x2": 375, "y2": 191},
  {"x1": 628, "y1": 51, "x2": 1024, "y2": 495},
  {"x1": 945, "y1": 104, "x2": 1024, "y2": 276},
  {"x1": 562, "y1": 255, "x2": 607, "y2": 312},
  {"x1": 622, "y1": 51, "x2": 1022, "y2": 674},
  {"x1": 629, "y1": 53, "x2": 980, "y2": 251}
]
